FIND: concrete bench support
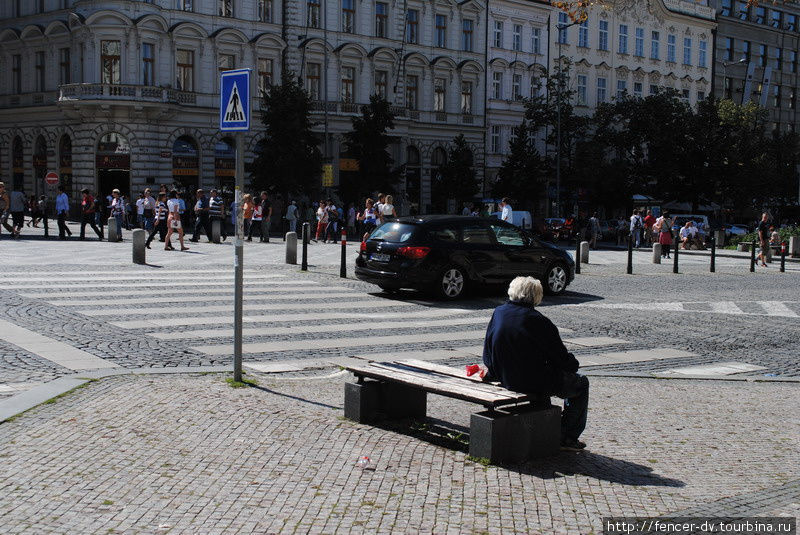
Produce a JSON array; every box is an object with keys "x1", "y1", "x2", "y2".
[
  {"x1": 344, "y1": 380, "x2": 427, "y2": 423},
  {"x1": 470, "y1": 405, "x2": 561, "y2": 463}
]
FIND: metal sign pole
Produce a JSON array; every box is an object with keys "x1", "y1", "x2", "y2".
[{"x1": 234, "y1": 131, "x2": 244, "y2": 382}]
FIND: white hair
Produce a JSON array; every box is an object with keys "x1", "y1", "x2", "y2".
[{"x1": 507, "y1": 276, "x2": 543, "y2": 306}]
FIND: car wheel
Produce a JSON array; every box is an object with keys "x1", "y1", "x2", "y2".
[
  {"x1": 437, "y1": 266, "x2": 467, "y2": 300},
  {"x1": 544, "y1": 262, "x2": 568, "y2": 296}
]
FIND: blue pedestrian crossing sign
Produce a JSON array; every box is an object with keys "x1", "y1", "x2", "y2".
[{"x1": 220, "y1": 69, "x2": 251, "y2": 131}]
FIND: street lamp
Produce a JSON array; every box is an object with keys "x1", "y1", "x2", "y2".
[
  {"x1": 555, "y1": 20, "x2": 580, "y2": 217},
  {"x1": 721, "y1": 56, "x2": 747, "y2": 100}
]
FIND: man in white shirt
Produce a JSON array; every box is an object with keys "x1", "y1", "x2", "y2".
[
  {"x1": 629, "y1": 209, "x2": 644, "y2": 248},
  {"x1": 500, "y1": 197, "x2": 513, "y2": 223}
]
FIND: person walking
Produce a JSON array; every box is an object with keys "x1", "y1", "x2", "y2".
[
  {"x1": 110, "y1": 189, "x2": 125, "y2": 241},
  {"x1": 358, "y1": 198, "x2": 379, "y2": 241},
  {"x1": 500, "y1": 197, "x2": 513, "y2": 223},
  {"x1": 27, "y1": 195, "x2": 42, "y2": 227},
  {"x1": 285, "y1": 200, "x2": 298, "y2": 233},
  {"x1": 79, "y1": 189, "x2": 103, "y2": 240},
  {"x1": 145, "y1": 192, "x2": 168, "y2": 249},
  {"x1": 0, "y1": 182, "x2": 15, "y2": 238},
  {"x1": 259, "y1": 191, "x2": 272, "y2": 243},
  {"x1": 588, "y1": 213, "x2": 600, "y2": 249},
  {"x1": 249, "y1": 198, "x2": 263, "y2": 241},
  {"x1": 142, "y1": 188, "x2": 156, "y2": 231},
  {"x1": 643, "y1": 210, "x2": 657, "y2": 247},
  {"x1": 655, "y1": 212, "x2": 673, "y2": 258},
  {"x1": 629, "y1": 209, "x2": 643, "y2": 248},
  {"x1": 242, "y1": 194, "x2": 254, "y2": 241},
  {"x1": 315, "y1": 200, "x2": 328, "y2": 242},
  {"x1": 165, "y1": 190, "x2": 188, "y2": 251},
  {"x1": 380, "y1": 194, "x2": 397, "y2": 223},
  {"x1": 757, "y1": 212, "x2": 771, "y2": 267},
  {"x1": 190, "y1": 189, "x2": 210, "y2": 242},
  {"x1": 55, "y1": 185, "x2": 72, "y2": 240},
  {"x1": 208, "y1": 189, "x2": 226, "y2": 241},
  {"x1": 8, "y1": 186, "x2": 26, "y2": 238}
]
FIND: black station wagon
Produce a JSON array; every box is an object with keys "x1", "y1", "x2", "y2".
[{"x1": 355, "y1": 215, "x2": 575, "y2": 299}]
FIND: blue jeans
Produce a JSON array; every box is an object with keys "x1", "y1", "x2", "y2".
[
  {"x1": 113, "y1": 214, "x2": 124, "y2": 239},
  {"x1": 631, "y1": 229, "x2": 641, "y2": 248},
  {"x1": 555, "y1": 372, "x2": 589, "y2": 442}
]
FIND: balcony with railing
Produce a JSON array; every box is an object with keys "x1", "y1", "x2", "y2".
[
  {"x1": 306, "y1": 101, "x2": 480, "y2": 126},
  {"x1": 0, "y1": 91, "x2": 59, "y2": 109},
  {"x1": 58, "y1": 83, "x2": 198, "y2": 105}
]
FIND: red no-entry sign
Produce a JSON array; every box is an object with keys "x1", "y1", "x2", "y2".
[{"x1": 45, "y1": 171, "x2": 59, "y2": 185}]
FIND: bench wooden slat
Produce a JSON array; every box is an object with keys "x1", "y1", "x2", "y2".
[
  {"x1": 367, "y1": 362, "x2": 521, "y2": 398},
  {"x1": 398, "y1": 359, "x2": 501, "y2": 386},
  {"x1": 345, "y1": 362, "x2": 529, "y2": 407}
]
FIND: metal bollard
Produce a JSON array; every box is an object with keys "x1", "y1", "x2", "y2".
[
  {"x1": 340, "y1": 228, "x2": 347, "y2": 278},
  {"x1": 673, "y1": 237, "x2": 679, "y2": 274},
  {"x1": 285, "y1": 232, "x2": 297, "y2": 264},
  {"x1": 652, "y1": 243, "x2": 661, "y2": 264},
  {"x1": 132, "y1": 229, "x2": 146, "y2": 265},
  {"x1": 626, "y1": 235, "x2": 633, "y2": 275},
  {"x1": 710, "y1": 233, "x2": 716, "y2": 273},
  {"x1": 750, "y1": 240, "x2": 756, "y2": 272},
  {"x1": 301, "y1": 222, "x2": 309, "y2": 271},
  {"x1": 575, "y1": 237, "x2": 581, "y2": 275},
  {"x1": 780, "y1": 242, "x2": 786, "y2": 273}
]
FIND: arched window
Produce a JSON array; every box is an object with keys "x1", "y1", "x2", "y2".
[
  {"x1": 33, "y1": 135, "x2": 47, "y2": 195},
  {"x1": 59, "y1": 134, "x2": 73, "y2": 195},
  {"x1": 172, "y1": 136, "x2": 199, "y2": 193},
  {"x1": 215, "y1": 137, "x2": 235, "y2": 193},
  {"x1": 431, "y1": 147, "x2": 447, "y2": 167},
  {"x1": 96, "y1": 133, "x2": 131, "y2": 197},
  {"x1": 12, "y1": 136, "x2": 24, "y2": 191}
]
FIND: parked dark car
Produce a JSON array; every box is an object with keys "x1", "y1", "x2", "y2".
[{"x1": 355, "y1": 216, "x2": 576, "y2": 299}]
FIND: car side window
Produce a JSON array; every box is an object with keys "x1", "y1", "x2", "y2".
[
  {"x1": 430, "y1": 226, "x2": 459, "y2": 243},
  {"x1": 461, "y1": 224, "x2": 494, "y2": 245},
  {"x1": 489, "y1": 224, "x2": 525, "y2": 246}
]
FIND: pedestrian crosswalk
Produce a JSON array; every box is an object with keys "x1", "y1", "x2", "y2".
[
  {"x1": 2, "y1": 266, "x2": 775, "y2": 384},
  {"x1": 571, "y1": 300, "x2": 800, "y2": 318}
]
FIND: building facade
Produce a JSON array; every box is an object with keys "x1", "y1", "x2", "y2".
[
  {"x1": 0, "y1": 0, "x2": 487, "y2": 214},
  {"x1": 550, "y1": 0, "x2": 715, "y2": 111},
  {"x1": 709, "y1": 0, "x2": 800, "y2": 132},
  {"x1": 485, "y1": 0, "x2": 550, "y2": 189}
]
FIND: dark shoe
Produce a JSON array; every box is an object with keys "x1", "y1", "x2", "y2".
[
  {"x1": 560, "y1": 439, "x2": 586, "y2": 452},
  {"x1": 145, "y1": 244, "x2": 151, "y2": 249},
  {"x1": 189, "y1": 238, "x2": 199, "y2": 243}
]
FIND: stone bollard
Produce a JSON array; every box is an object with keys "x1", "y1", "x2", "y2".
[
  {"x1": 579, "y1": 241, "x2": 589, "y2": 264},
  {"x1": 766, "y1": 243, "x2": 773, "y2": 263},
  {"x1": 737, "y1": 243, "x2": 747, "y2": 252},
  {"x1": 714, "y1": 230, "x2": 725, "y2": 248},
  {"x1": 107, "y1": 217, "x2": 118, "y2": 242},
  {"x1": 285, "y1": 232, "x2": 297, "y2": 264},
  {"x1": 211, "y1": 219, "x2": 221, "y2": 244},
  {"x1": 652, "y1": 243, "x2": 662, "y2": 264},
  {"x1": 790, "y1": 236, "x2": 799, "y2": 258},
  {"x1": 132, "y1": 229, "x2": 146, "y2": 265}
]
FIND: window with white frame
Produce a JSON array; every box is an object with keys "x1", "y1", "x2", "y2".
[
  {"x1": 698, "y1": 40, "x2": 707, "y2": 67},
  {"x1": 598, "y1": 20, "x2": 608, "y2": 51},
  {"x1": 406, "y1": 9, "x2": 418, "y2": 43},
  {"x1": 576, "y1": 74, "x2": 587, "y2": 105},
  {"x1": 435, "y1": 14, "x2": 447, "y2": 47},
  {"x1": 142, "y1": 43, "x2": 154, "y2": 86},
  {"x1": 218, "y1": 0, "x2": 232, "y2": 17},
  {"x1": 375, "y1": 70, "x2": 388, "y2": 98},
  {"x1": 649, "y1": 84, "x2": 659, "y2": 95},
  {"x1": 461, "y1": 81, "x2": 472, "y2": 113},
  {"x1": 218, "y1": 53, "x2": 235, "y2": 73},
  {"x1": 697, "y1": 90, "x2": 705, "y2": 101},
  {"x1": 557, "y1": 12, "x2": 568, "y2": 44},
  {"x1": 530, "y1": 75, "x2": 540, "y2": 98},
  {"x1": 101, "y1": 40, "x2": 121, "y2": 85},
  {"x1": 512, "y1": 24, "x2": 522, "y2": 51},
  {"x1": 531, "y1": 27, "x2": 541, "y2": 54},
  {"x1": 493, "y1": 21, "x2": 503, "y2": 48},
  {"x1": 375, "y1": 2, "x2": 388, "y2": 37},
  {"x1": 633, "y1": 81, "x2": 642, "y2": 98},
  {"x1": 667, "y1": 34, "x2": 676, "y2": 62},
  {"x1": 434, "y1": 77, "x2": 446, "y2": 111},
  {"x1": 683, "y1": 38, "x2": 691, "y2": 65},
  {"x1": 258, "y1": 0, "x2": 272, "y2": 22},
  {"x1": 180, "y1": 0, "x2": 192, "y2": 11},
  {"x1": 307, "y1": 0, "x2": 320, "y2": 28},
  {"x1": 651, "y1": 31, "x2": 660, "y2": 60},
  {"x1": 618, "y1": 24, "x2": 628, "y2": 54},
  {"x1": 342, "y1": 0, "x2": 355, "y2": 33},
  {"x1": 341, "y1": 66, "x2": 355, "y2": 102},
  {"x1": 490, "y1": 125, "x2": 500, "y2": 153},
  {"x1": 616, "y1": 79, "x2": 627, "y2": 99},
  {"x1": 405, "y1": 74, "x2": 418, "y2": 109},
  {"x1": 306, "y1": 62, "x2": 321, "y2": 99},
  {"x1": 492, "y1": 71, "x2": 502, "y2": 99},
  {"x1": 59, "y1": 48, "x2": 70, "y2": 84},
  {"x1": 462, "y1": 20, "x2": 473, "y2": 51},
  {"x1": 258, "y1": 58, "x2": 273, "y2": 95},
  {"x1": 634, "y1": 27, "x2": 644, "y2": 57},
  {"x1": 35, "y1": 51, "x2": 45, "y2": 91},
  {"x1": 176, "y1": 49, "x2": 194, "y2": 91},
  {"x1": 12, "y1": 55, "x2": 21, "y2": 94},
  {"x1": 578, "y1": 20, "x2": 588, "y2": 47},
  {"x1": 597, "y1": 77, "x2": 607, "y2": 103},
  {"x1": 512, "y1": 74, "x2": 522, "y2": 100}
]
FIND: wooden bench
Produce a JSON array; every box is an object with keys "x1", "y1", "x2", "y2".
[{"x1": 343, "y1": 359, "x2": 562, "y2": 463}]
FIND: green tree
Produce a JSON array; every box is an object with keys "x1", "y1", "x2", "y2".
[
  {"x1": 341, "y1": 95, "x2": 400, "y2": 201},
  {"x1": 493, "y1": 119, "x2": 548, "y2": 207},
  {"x1": 432, "y1": 134, "x2": 478, "y2": 210},
  {"x1": 250, "y1": 75, "x2": 322, "y2": 198}
]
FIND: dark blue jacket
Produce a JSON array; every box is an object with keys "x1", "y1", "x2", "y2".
[{"x1": 482, "y1": 301, "x2": 579, "y2": 395}]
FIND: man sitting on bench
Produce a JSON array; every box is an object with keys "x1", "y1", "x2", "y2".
[{"x1": 482, "y1": 276, "x2": 589, "y2": 452}]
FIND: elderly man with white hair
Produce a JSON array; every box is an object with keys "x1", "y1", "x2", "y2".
[{"x1": 482, "y1": 276, "x2": 589, "y2": 451}]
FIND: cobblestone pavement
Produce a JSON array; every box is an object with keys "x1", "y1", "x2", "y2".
[
  {"x1": 0, "y1": 235, "x2": 799, "y2": 399},
  {"x1": 0, "y1": 373, "x2": 797, "y2": 534}
]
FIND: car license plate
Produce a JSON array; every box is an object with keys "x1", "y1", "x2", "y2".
[{"x1": 371, "y1": 253, "x2": 391, "y2": 262}]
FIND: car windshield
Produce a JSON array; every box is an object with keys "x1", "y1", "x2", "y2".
[{"x1": 369, "y1": 222, "x2": 417, "y2": 243}]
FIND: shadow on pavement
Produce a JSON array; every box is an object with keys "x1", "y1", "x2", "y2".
[{"x1": 366, "y1": 288, "x2": 604, "y2": 310}]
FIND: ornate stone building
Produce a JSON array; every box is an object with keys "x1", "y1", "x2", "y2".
[{"x1": 0, "y1": 0, "x2": 486, "y2": 214}]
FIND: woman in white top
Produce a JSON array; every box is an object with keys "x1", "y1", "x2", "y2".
[
  {"x1": 165, "y1": 190, "x2": 189, "y2": 251},
  {"x1": 315, "y1": 200, "x2": 328, "y2": 242},
  {"x1": 379, "y1": 194, "x2": 397, "y2": 223},
  {"x1": 358, "y1": 198, "x2": 379, "y2": 241}
]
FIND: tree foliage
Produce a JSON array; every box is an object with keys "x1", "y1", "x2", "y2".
[
  {"x1": 250, "y1": 75, "x2": 322, "y2": 197},
  {"x1": 433, "y1": 134, "x2": 478, "y2": 208},
  {"x1": 493, "y1": 119, "x2": 549, "y2": 206},
  {"x1": 341, "y1": 95, "x2": 401, "y2": 200}
]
